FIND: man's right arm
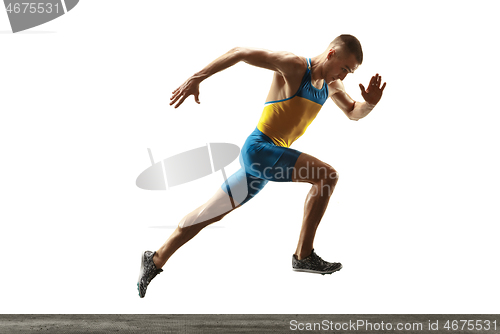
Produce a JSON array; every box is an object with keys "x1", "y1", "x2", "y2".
[{"x1": 169, "y1": 47, "x2": 301, "y2": 108}]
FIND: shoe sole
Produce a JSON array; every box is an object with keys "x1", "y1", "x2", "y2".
[
  {"x1": 293, "y1": 264, "x2": 343, "y2": 275},
  {"x1": 137, "y1": 252, "x2": 147, "y2": 298}
]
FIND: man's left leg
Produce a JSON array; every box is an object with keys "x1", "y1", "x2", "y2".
[
  {"x1": 239, "y1": 136, "x2": 342, "y2": 274},
  {"x1": 290, "y1": 152, "x2": 342, "y2": 274}
]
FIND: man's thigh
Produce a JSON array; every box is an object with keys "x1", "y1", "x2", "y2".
[{"x1": 291, "y1": 153, "x2": 338, "y2": 184}]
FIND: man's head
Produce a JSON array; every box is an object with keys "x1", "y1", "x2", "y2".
[
  {"x1": 323, "y1": 34, "x2": 363, "y2": 82},
  {"x1": 329, "y1": 34, "x2": 363, "y2": 64}
]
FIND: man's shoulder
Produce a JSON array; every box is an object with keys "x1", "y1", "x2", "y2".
[
  {"x1": 281, "y1": 52, "x2": 307, "y2": 67},
  {"x1": 273, "y1": 52, "x2": 307, "y2": 77}
]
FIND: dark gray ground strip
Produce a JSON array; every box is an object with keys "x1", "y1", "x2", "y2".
[{"x1": 0, "y1": 314, "x2": 499, "y2": 333}]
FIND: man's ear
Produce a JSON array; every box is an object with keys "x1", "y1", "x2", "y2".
[{"x1": 327, "y1": 48, "x2": 336, "y2": 59}]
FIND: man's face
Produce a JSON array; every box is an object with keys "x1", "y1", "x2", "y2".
[{"x1": 323, "y1": 48, "x2": 360, "y2": 83}]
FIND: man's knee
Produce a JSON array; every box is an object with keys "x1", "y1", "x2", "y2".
[
  {"x1": 293, "y1": 154, "x2": 338, "y2": 184},
  {"x1": 180, "y1": 215, "x2": 218, "y2": 229},
  {"x1": 316, "y1": 164, "x2": 338, "y2": 186},
  {"x1": 327, "y1": 166, "x2": 339, "y2": 184}
]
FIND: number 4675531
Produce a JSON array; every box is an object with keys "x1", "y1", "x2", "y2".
[{"x1": 6, "y1": 3, "x2": 59, "y2": 14}]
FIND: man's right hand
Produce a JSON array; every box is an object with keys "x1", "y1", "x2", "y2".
[{"x1": 170, "y1": 76, "x2": 201, "y2": 108}]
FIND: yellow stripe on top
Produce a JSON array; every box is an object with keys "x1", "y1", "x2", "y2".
[
  {"x1": 257, "y1": 97, "x2": 323, "y2": 147},
  {"x1": 256, "y1": 58, "x2": 329, "y2": 148}
]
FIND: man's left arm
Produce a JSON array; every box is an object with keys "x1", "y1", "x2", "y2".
[{"x1": 331, "y1": 73, "x2": 386, "y2": 121}]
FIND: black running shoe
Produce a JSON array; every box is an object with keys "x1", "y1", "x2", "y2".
[
  {"x1": 292, "y1": 249, "x2": 342, "y2": 275},
  {"x1": 137, "y1": 251, "x2": 163, "y2": 298}
]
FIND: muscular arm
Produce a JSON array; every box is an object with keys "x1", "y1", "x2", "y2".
[
  {"x1": 198, "y1": 47, "x2": 298, "y2": 78},
  {"x1": 330, "y1": 73, "x2": 386, "y2": 121},
  {"x1": 170, "y1": 47, "x2": 302, "y2": 108}
]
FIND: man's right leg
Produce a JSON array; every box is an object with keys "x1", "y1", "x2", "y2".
[
  {"x1": 151, "y1": 167, "x2": 269, "y2": 269},
  {"x1": 153, "y1": 186, "x2": 238, "y2": 269},
  {"x1": 137, "y1": 186, "x2": 240, "y2": 298}
]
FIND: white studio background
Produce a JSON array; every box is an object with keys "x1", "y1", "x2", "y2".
[{"x1": 0, "y1": 0, "x2": 499, "y2": 314}]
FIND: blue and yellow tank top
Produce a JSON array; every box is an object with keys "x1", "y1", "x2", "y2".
[{"x1": 257, "y1": 58, "x2": 329, "y2": 147}]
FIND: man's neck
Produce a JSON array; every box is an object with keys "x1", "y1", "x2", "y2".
[{"x1": 309, "y1": 53, "x2": 328, "y2": 85}]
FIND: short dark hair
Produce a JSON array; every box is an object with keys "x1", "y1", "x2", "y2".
[{"x1": 331, "y1": 34, "x2": 363, "y2": 64}]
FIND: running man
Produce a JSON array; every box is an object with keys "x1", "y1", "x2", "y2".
[{"x1": 138, "y1": 35, "x2": 386, "y2": 298}]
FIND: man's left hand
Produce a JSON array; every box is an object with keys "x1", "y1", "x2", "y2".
[{"x1": 359, "y1": 73, "x2": 386, "y2": 105}]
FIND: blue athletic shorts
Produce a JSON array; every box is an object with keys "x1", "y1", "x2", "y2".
[{"x1": 221, "y1": 127, "x2": 302, "y2": 206}]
